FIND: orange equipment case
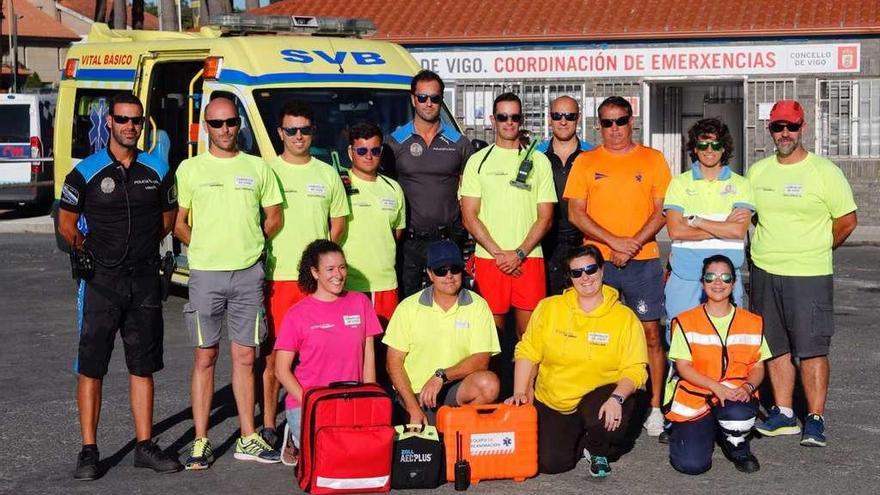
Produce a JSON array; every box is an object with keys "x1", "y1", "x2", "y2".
[{"x1": 436, "y1": 404, "x2": 538, "y2": 483}]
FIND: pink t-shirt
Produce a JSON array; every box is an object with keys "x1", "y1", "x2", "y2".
[{"x1": 274, "y1": 291, "x2": 383, "y2": 409}]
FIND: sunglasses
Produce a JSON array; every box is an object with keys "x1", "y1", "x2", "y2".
[
  {"x1": 111, "y1": 114, "x2": 145, "y2": 126},
  {"x1": 205, "y1": 117, "x2": 241, "y2": 129},
  {"x1": 703, "y1": 272, "x2": 734, "y2": 284},
  {"x1": 695, "y1": 140, "x2": 724, "y2": 151},
  {"x1": 494, "y1": 113, "x2": 523, "y2": 123},
  {"x1": 599, "y1": 116, "x2": 631, "y2": 128},
  {"x1": 569, "y1": 263, "x2": 600, "y2": 278},
  {"x1": 414, "y1": 93, "x2": 443, "y2": 104},
  {"x1": 353, "y1": 146, "x2": 383, "y2": 157},
  {"x1": 551, "y1": 112, "x2": 579, "y2": 122},
  {"x1": 432, "y1": 265, "x2": 463, "y2": 277},
  {"x1": 280, "y1": 125, "x2": 314, "y2": 136},
  {"x1": 769, "y1": 121, "x2": 803, "y2": 133}
]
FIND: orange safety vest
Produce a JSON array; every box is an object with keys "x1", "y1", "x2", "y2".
[{"x1": 664, "y1": 305, "x2": 764, "y2": 423}]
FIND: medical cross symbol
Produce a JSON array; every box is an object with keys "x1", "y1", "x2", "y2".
[
  {"x1": 503, "y1": 437, "x2": 512, "y2": 446},
  {"x1": 88, "y1": 99, "x2": 110, "y2": 154}
]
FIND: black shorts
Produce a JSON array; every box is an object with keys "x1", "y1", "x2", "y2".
[
  {"x1": 602, "y1": 258, "x2": 666, "y2": 321},
  {"x1": 76, "y1": 268, "x2": 164, "y2": 378},
  {"x1": 395, "y1": 380, "x2": 463, "y2": 425},
  {"x1": 749, "y1": 264, "x2": 834, "y2": 359}
]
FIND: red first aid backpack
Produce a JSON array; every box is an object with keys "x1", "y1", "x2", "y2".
[{"x1": 297, "y1": 381, "x2": 393, "y2": 494}]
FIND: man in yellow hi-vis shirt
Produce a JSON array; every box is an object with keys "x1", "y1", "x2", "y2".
[{"x1": 749, "y1": 100, "x2": 857, "y2": 448}]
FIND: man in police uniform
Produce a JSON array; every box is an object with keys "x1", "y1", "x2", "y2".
[
  {"x1": 58, "y1": 93, "x2": 181, "y2": 480},
  {"x1": 536, "y1": 96, "x2": 594, "y2": 295},
  {"x1": 384, "y1": 240, "x2": 501, "y2": 425},
  {"x1": 383, "y1": 70, "x2": 474, "y2": 297},
  {"x1": 175, "y1": 95, "x2": 283, "y2": 469}
]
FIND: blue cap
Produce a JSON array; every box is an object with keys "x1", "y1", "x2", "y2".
[{"x1": 426, "y1": 240, "x2": 463, "y2": 269}]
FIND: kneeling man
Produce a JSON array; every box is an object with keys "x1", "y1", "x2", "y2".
[{"x1": 384, "y1": 240, "x2": 501, "y2": 424}]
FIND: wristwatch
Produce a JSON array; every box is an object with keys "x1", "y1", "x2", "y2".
[
  {"x1": 610, "y1": 393, "x2": 625, "y2": 405},
  {"x1": 686, "y1": 215, "x2": 700, "y2": 227},
  {"x1": 434, "y1": 368, "x2": 448, "y2": 383},
  {"x1": 515, "y1": 248, "x2": 527, "y2": 261}
]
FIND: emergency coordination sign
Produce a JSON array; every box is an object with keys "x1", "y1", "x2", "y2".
[{"x1": 415, "y1": 43, "x2": 860, "y2": 81}]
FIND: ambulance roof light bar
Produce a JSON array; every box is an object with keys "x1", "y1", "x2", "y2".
[{"x1": 208, "y1": 14, "x2": 376, "y2": 38}]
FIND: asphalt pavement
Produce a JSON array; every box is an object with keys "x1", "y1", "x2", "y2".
[{"x1": 1, "y1": 233, "x2": 879, "y2": 494}]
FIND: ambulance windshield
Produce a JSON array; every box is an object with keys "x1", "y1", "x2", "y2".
[{"x1": 254, "y1": 88, "x2": 456, "y2": 168}]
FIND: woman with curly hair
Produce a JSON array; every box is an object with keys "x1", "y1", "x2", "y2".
[
  {"x1": 273, "y1": 239, "x2": 383, "y2": 466},
  {"x1": 663, "y1": 118, "x2": 755, "y2": 327}
]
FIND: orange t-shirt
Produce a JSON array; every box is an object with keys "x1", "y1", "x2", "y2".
[{"x1": 563, "y1": 145, "x2": 671, "y2": 261}]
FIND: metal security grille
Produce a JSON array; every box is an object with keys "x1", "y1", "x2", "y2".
[
  {"x1": 818, "y1": 79, "x2": 880, "y2": 158},
  {"x1": 452, "y1": 79, "x2": 641, "y2": 144},
  {"x1": 745, "y1": 79, "x2": 796, "y2": 170},
  {"x1": 453, "y1": 81, "x2": 519, "y2": 143},
  {"x1": 585, "y1": 81, "x2": 643, "y2": 144}
]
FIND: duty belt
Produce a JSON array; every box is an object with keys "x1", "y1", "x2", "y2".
[{"x1": 404, "y1": 225, "x2": 463, "y2": 242}]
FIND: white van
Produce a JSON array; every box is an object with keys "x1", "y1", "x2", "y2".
[{"x1": 0, "y1": 92, "x2": 55, "y2": 207}]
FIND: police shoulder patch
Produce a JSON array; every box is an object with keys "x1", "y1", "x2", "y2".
[{"x1": 61, "y1": 184, "x2": 80, "y2": 205}]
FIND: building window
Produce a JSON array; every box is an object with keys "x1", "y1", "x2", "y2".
[{"x1": 818, "y1": 79, "x2": 880, "y2": 158}]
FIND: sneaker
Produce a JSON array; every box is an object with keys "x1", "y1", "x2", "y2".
[
  {"x1": 280, "y1": 424, "x2": 299, "y2": 467},
  {"x1": 184, "y1": 437, "x2": 215, "y2": 471},
  {"x1": 235, "y1": 433, "x2": 281, "y2": 463},
  {"x1": 74, "y1": 446, "x2": 99, "y2": 481},
  {"x1": 658, "y1": 430, "x2": 671, "y2": 445},
  {"x1": 134, "y1": 440, "x2": 183, "y2": 473},
  {"x1": 588, "y1": 455, "x2": 612, "y2": 478},
  {"x1": 643, "y1": 408, "x2": 664, "y2": 437},
  {"x1": 800, "y1": 414, "x2": 827, "y2": 447},
  {"x1": 732, "y1": 454, "x2": 761, "y2": 473},
  {"x1": 755, "y1": 406, "x2": 801, "y2": 437},
  {"x1": 261, "y1": 427, "x2": 279, "y2": 449}
]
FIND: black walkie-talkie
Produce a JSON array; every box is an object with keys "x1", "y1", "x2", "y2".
[{"x1": 454, "y1": 431, "x2": 470, "y2": 491}]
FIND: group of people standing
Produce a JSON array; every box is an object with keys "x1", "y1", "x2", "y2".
[{"x1": 59, "y1": 69, "x2": 857, "y2": 482}]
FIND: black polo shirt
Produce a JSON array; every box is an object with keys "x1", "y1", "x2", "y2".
[
  {"x1": 59, "y1": 148, "x2": 177, "y2": 267},
  {"x1": 537, "y1": 138, "x2": 594, "y2": 239},
  {"x1": 383, "y1": 120, "x2": 474, "y2": 231}
]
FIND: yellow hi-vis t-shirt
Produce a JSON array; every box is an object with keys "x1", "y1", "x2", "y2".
[
  {"x1": 747, "y1": 152, "x2": 856, "y2": 276},
  {"x1": 514, "y1": 285, "x2": 648, "y2": 414},
  {"x1": 341, "y1": 173, "x2": 406, "y2": 292},
  {"x1": 176, "y1": 151, "x2": 282, "y2": 271},
  {"x1": 458, "y1": 145, "x2": 557, "y2": 259},
  {"x1": 383, "y1": 287, "x2": 500, "y2": 393},
  {"x1": 266, "y1": 156, "x2": 349, "y2": 281}
]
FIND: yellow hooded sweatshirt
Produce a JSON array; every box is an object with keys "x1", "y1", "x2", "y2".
[{"x1": 514, "y1": 285, "x2": 648, "y2": 413}]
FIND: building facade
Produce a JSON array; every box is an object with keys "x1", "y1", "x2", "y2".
[{"x1": 254, "y1": 0, "x2": 880, "y2": 225}]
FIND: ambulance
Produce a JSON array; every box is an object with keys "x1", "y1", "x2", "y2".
[{"x1": 53, "y1": 15, "x2": 461, "y2": 283}]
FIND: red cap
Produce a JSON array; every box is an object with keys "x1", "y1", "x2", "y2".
[{"x1": 769, "y1": 100, "x2": 804, "y2": 123}]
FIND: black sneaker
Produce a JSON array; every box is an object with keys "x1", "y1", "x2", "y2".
[
  {"x1": 733, "y1": 454, "x2": 761, "y2": 473},
  {"x1": 658, "y1": 431, "x2": 671, "y2": 444},
  {"x1": 74, "y1": 446, "x2": 100, "y2": 481},
  {"x1": 260, "y1": 427, "x2": 279, "y2": 449},
  {"x1": 134, "y1": 440, "x2": 183, "y2": 473}
]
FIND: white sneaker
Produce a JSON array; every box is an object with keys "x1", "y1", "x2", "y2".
[{"x1": 644, "y1": 408, "x2": 664, "y2": 436}]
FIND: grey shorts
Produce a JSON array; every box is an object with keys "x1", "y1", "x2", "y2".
[
  {"x1": 601, "y1": 258, "x2": 666, "y2": 321},
  {"x1": 184, "y1": 262, "x2": 268, "y2": 348},
  {"x1": 749, "y1": 264, "x2": 834, "y2": 359}
]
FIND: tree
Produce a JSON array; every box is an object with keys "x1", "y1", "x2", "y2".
[
  {"x1": 132, "y1": 0, "x2": 144, "y2": 29},
  {"x1": 160, "y1": 0, "x2": 179, "y2": 30},
  {"x1": 113, "y1": 0, "x2": 126, "y2": 28},
  {"x1": 93, "y1": 0, "x2": 108, "y2": 23}
]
